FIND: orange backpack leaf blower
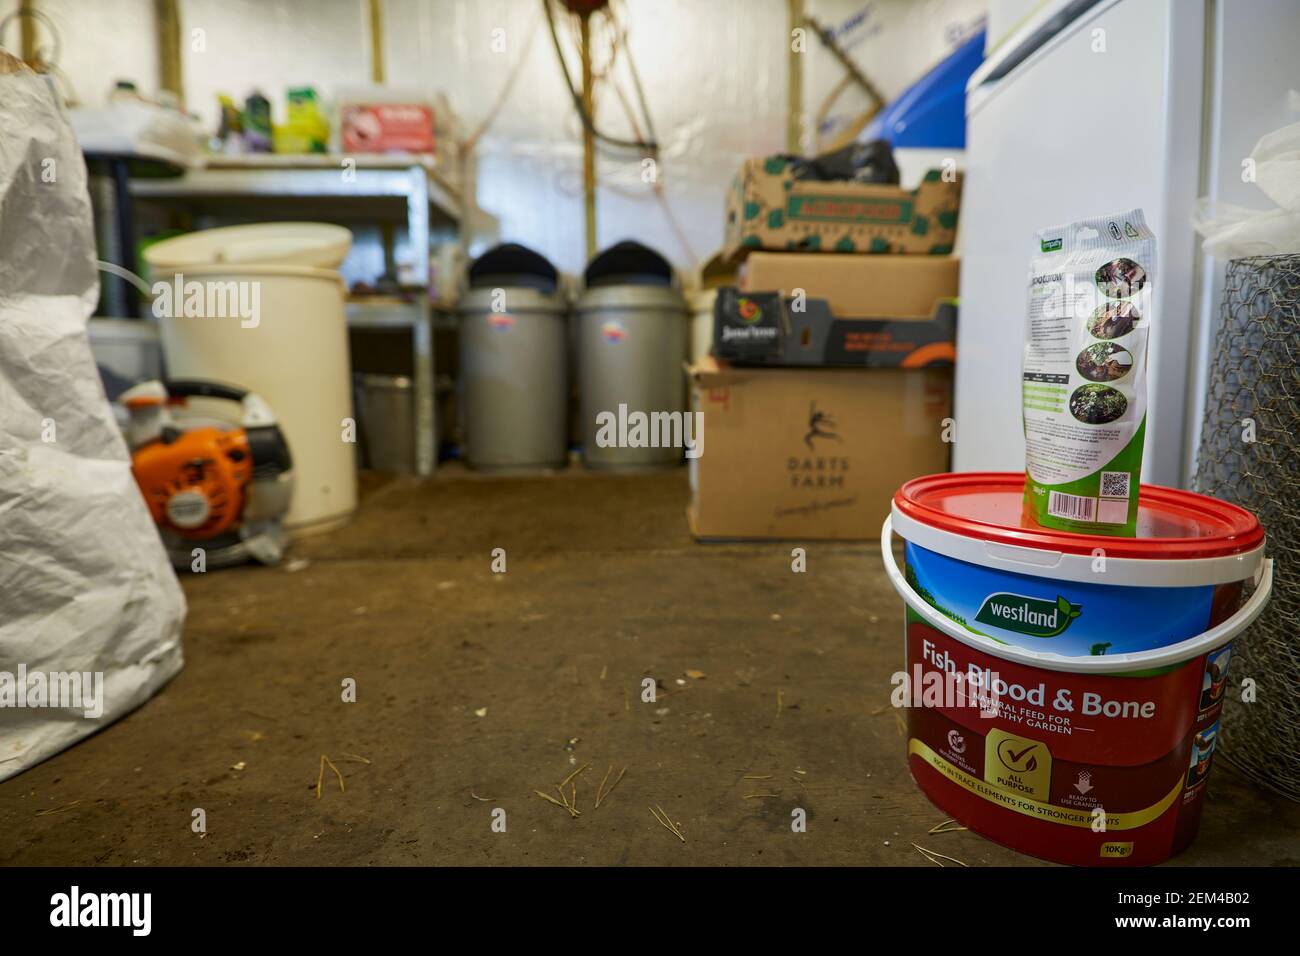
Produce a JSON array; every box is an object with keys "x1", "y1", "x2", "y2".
[{"x1": 120, "y1": 379, "x2": 293, "y2": 569}]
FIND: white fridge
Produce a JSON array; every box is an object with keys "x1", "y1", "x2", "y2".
[{"x1": 953, "y1": 0, "x2": 1300, "y2": 486}]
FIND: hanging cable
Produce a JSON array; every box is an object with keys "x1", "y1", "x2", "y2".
[
  {"x1": 597, "y1": 1, "x2": 695, "y2": 264},
  {"x1": 541, "y1": 0, "x2": 694, "y2": 265},
  {"x1": 612, "y1": 1, "x2": 657, "y2": 148},
  {"x1": 541, "y1": 0, "x2": 656, "y2": 153}
]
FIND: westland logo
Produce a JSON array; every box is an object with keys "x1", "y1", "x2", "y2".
[
  {"x1": 737, "y1": 297, "x2": 762, "y2": 323},
  {"x1": 975, "y1": 593, "x2": 1082, "y2": 638}
]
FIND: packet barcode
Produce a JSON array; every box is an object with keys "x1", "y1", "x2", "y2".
[{"x1": 1048, "y1": 491, "x2": 1096, "y2": 521}]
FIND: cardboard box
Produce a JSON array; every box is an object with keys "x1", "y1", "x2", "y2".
[
  {"x1": 688, "y1": 360, "x2": 952, "y2": 540},
  {"x1": 712, "y1": 289, "x2": 957, "y2": 368},
  {"x1": 724, "y1": 157, "x2": 962, "y2": 258},
  {"x1": 714, "y1": 253, "x2": 960, "y2": 368},
  {"x1": 743, "y1": 252, "x2": 958, "y2": 319}
]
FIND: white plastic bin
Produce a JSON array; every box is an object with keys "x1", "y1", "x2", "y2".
[{"x1": 145, "y1": 224, "x2": 357, "y2": 534}]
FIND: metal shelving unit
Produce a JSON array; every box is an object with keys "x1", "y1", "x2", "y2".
[
  {"x1": 344, "y1": 299, "x2": 435, "y2": 475},
  {"x1": 130, "y1": 153, "x2": 463, "y2": 476}
]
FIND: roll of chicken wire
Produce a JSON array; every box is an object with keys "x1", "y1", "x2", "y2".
[{"x1": 1194, "y1": 253, "x2": 1300, "y2": 801}]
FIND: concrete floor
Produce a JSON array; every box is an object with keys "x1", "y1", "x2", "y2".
[{"x1": 2, "y1": 468, "x2": 1297, "y2": 866}]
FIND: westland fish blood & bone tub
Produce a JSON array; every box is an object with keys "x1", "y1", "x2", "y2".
[{"x1": 880, "y1": 473, "x2": 1272, "y2": 866}]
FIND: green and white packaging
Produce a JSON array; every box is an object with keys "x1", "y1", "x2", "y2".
[{"x1": 1022, "y1": 209, "x2": 1156, "y2": 536}]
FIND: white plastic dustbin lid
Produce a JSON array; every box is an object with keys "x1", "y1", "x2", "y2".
[{"x1": 143, "y1": 222, "x2": 353, "y2": 271}]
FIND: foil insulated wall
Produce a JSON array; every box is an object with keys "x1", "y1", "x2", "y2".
[
  {"x1": 48, "y1": 0, "x2": 985, "y2": 274},
  {"x1": 386, "y1": 0, "x2": 985, "y2": 273}
]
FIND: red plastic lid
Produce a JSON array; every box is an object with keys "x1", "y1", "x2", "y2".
[{"x1": 894, "y1": 472, "x2": 1264, "y2": 560}]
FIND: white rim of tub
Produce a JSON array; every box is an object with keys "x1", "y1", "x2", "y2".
[
  {"x1": 890, "y1": 503, "x2": 1265, "y2": 588},
  {"x1": 881, "y1": 515, "x2": 1274, "y2": 675}
]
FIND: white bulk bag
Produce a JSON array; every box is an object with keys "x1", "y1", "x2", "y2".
[
  {"x1": 1193, "y1": 117, "x2": 1300, "y2": 259},
  {"x1": 0, "y1": 55, "x2": 185, "y2": 782}
]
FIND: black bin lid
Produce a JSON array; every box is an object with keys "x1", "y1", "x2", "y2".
[
  {"x1": 468, "y1": 242, "x2": 559, "y2": 292},
  {"x1": 584, "y1": 240, "x2": 673, "y2": 288}
]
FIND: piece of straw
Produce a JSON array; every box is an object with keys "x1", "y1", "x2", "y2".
[
  {"x1": 595, "y1": 766, "x2": 626, "y2": 809},
  {"x1": 560, "y1": 762, "x2": 589, "y2": 788},
  {"x1": 534, "y1": 789, "x2": 568, "y2": 809},
  {"x1": 912, "y1": 842, "x2": 968, "y2": 867},
  {"x1": 649, "y1": 805, "x2": 685, "y2": 843},
  {"x1": 323, "y1": 755, "x2": 345, "y2": 793},
  {"x1": 927, "y1": 819, "x2": 968, "y2": 834}
]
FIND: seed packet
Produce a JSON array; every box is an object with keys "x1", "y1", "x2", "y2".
[{"x1": 1022, "y1": 210, "x2": 1156, "y2": 536}]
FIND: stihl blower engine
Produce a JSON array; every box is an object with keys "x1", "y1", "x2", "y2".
[{"x1": 120, "y1": 380, "x2": 293, "y2": 569}]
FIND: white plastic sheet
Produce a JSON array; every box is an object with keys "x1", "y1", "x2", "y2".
[
  {"x1": 0, "y1": 56, "x2": 185, "y2": 782},
  {"x1": 70, "y1": 100, "x2": 203, "y2": 168},
  {"x1": 1194, "y1": 116, "x2": 1300, "y2": 259}
]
